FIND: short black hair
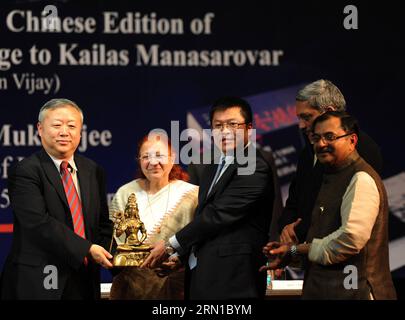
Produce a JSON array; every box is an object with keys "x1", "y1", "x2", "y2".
[
  {"x1": 312, "y1": 111, "x2": 359, "y2": 136},
  {"x1": 209, "y1": 96, "x2": 253, "y2": 125}
]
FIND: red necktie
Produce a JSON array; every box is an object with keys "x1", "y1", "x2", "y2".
[{"x1": 60, "y1": 161, "x2": 88, "y2": 265}]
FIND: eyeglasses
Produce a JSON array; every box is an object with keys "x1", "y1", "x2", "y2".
[
  {"x1": 138, "y1": 154, "x2": 168, "y2": 162},
  {"x1": 310, "y1": 132, "x2": 353, "y2": 144},
  {"x1": 212, "y1": 122, "x2": 246, "y2": 130}
]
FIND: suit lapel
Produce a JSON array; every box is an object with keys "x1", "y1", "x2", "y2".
[
  {"x1": 202, "y1": 143, "x2": 255, "y2": 201},
  {"x1": 198, "y1": 164, "x2": 217, "y2": 204},
  {"x1": 39, "y1": 150, "x2": 69, "y2": 209},
  {"x1": 205, "y1": 163, "x2": 237, "y2": 201}
]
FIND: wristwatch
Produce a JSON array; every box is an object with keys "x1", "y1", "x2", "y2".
[
  {"x1": 289, "y1": 244, "x2": 298, "y2": 257},
  {"x1": 165, "y1": 242, "x2": 176, "y2": 256}
]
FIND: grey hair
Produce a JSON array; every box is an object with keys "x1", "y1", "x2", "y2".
[
  {"x1": 38, "y1": 98, "x2": 84, "y2": 123},
  {"x1": 296, "y1": 79, "x2": 346, "y2": 112}
]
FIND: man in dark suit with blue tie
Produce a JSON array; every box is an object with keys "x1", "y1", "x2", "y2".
[
  {"x1": 144, "y1": 97, "x2": 274, "y2": 299},
  {"x1": 0, "y1": 99, "x2": 113, "y2": 299}
]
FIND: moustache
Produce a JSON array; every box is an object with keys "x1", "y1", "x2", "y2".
[{"x1": 316, "y1": 146, "x2": 334, "y2": 154}]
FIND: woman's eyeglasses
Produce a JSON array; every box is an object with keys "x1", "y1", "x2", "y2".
[{"x1": 139, "y1": 154, "x2": 168, "y2": 162}]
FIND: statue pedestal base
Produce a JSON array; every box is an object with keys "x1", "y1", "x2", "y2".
[{"x1": 113, "y1": 245, "x2": 152, "y2": 267}]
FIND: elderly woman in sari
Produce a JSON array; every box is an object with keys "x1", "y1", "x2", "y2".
[{"x1": 109, "y1": 134, "x2": 198, "y2": 299}]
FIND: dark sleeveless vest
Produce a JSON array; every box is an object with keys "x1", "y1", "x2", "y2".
[{"x1": 303, "y1": 153, "x2": 396, "y2": 300}]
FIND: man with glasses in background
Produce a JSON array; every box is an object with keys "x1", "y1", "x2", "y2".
[{"x1": 278, "y1": 80, "x2": 383, "y2": 247}]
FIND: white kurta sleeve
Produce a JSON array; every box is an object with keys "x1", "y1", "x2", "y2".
[{"x1": 309, "y1": 171, "x2": 380, "y2": 265}]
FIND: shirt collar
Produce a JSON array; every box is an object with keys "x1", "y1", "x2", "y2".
[
  {"x1": 220, "y1": 154, "x2": 234, "y2": 164},
  {"x1": 47, "y1": 153, "x2": 78, "y2": 174}
]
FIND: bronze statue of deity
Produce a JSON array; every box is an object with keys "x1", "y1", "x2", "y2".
[{"x1": 111, "y1": 193, "x2": 151, "y2": 267}]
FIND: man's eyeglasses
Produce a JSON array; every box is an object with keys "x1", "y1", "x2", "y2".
[
  {"x1": 139, "y1": 154, "x2": 168, "y2": 162},
  {"x1": 212, "y1": 122, "x2": 246, "y2": 130},
  {"x1": 310, "y1": 132, "x2": 353, "y2": 144}
]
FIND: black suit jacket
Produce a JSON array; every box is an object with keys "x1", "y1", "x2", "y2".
[
  {"x1": 278, "y1": 130, "x2": 383, "y2": 242},
  {"x1": 0, "y1": 149, "x2": 112, "y2": 299},
  {"x1": 188, "y1": 147, "x2": 283, "y2": 241},
  {"x1": 177, "y1": 145, "x2": 274, "y2": 299}
]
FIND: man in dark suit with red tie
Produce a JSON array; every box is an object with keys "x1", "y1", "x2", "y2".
[
  {"x1": 144, "y1": 97, "x2": 275, "y2": 299},
  {"x1": 0, "y1": 99, "x2": 113, "y2": 300}
]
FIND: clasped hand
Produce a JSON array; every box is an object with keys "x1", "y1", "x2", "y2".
[
  {"x1": 140, "y1": 240, "x2": 182, "y2": 275},
  {"x1": 259, "y1": 241, "x2": 291, "y2": 272}
]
